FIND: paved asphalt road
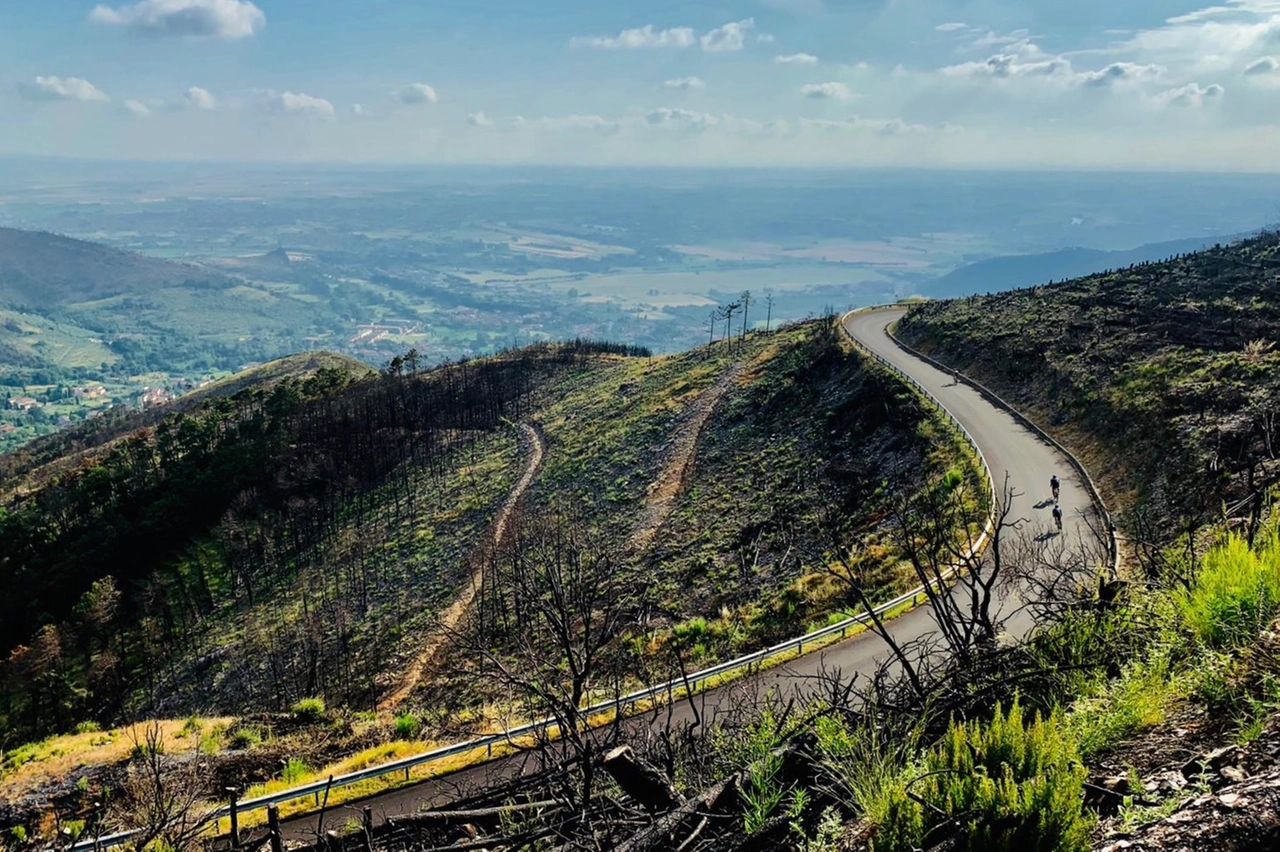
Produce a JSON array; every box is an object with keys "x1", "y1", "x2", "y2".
[{"x1": 273, "y1": 307, "x2": 1101, "y2": 840}]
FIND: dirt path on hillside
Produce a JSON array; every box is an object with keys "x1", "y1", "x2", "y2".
[
  {"x1": 625, "y1": 358, "x2": 753, "y2": 554},
  {"x1": 379, "y1": 422, "x2": 543, "y2": 711}
]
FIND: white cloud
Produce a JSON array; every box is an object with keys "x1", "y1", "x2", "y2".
[
  {"x1": 969, "y1": 29, "x2": 1033, "y2": 50},
  {"x1": 1079, "y1": 62, "x2": 1163, "y2": 86},
  {"x1": 89, "y1": 0, "x2": 264, "y2": 39},
  {"x1": 663, "y1": 76, "x2": 706, "y2": 90},
  {"x1": 701, "y1": 18, "x2": 755, "y2": 52},
  {"x1": 645, "y1": 107, "x2": 718, "y2": 132},
  {"x1": 573, "y1": 25, "x2": 695, "y2": 49},
  {"x1": 267, "y1": 91, "x2": 335, "y2": 119},
  {"x1": 936, "y1": 22, "x2": 969, "y2": 32},
  {"x1": 1244, "y1": 55, "x2": 1280, "y2": 73},
  {"x1": 18, "y1": 76, "x2": 110, "y2": 102},
  {"x1": 351, "y1": 103, "x2": 365, "y2": 116},
  {"x1": 393, "y1": 83, "x2": 439, "y2": 105},
  {"x1": 122, "y1": 99, "x2": 152, "y2": 117},
  {"x1": 941, "y1": 51, "x2": 1072, "y2": 80},
  {"x1": 468, "y1": 110, "x2": 494, "y2": 126},
  {"x1": 1155, "y1": 81, "x2": 1226, "y2": 106},
  {"x1": 800, "y1": 81, "x2": 854, "y2": 99},
  {"x1": 185, "y1": 86, "x2": 217, "y2": 110},
  {"x1": 756, "y1": 33, "x2": 776, "y2": 44},
  {"x1": 775, "y1": 52, "x2": 819, "y2": 65}
]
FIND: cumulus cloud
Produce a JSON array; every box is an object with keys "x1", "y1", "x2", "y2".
[
  {"x1": 936, "y1": 22, "x2": 969, "y2": 33},
  {"x1": 1155, "y1": 81, "x2": 1225, "y2": 106},
  {"x1": 756, "y1": 33, "x2": 776, "y2": 44},
  {"x1": 701, "y1": 18, "x2": 755, "y2": 52},
  {"x1": 89, "y1": 0, "x2": 264, "y2": 39},
  {"x1": 1244, "y1": 56, "x2": 1280, "y2": 74},
  {"x1": 942, "y1": 51, "x2": 1072, "y2": 79},
  {"x1": 645, "y1": 107, "x2": 718, "y2": 131},
  {"x1": 468, "y1": 110, "x2": 494, "y2": 126},
  {"x1": 1080, "y1": 62, "x2": 1163, "y2": 86},
  {"x1": 573, "y1": 25, "x2": 695, "y2": 49},
  {"x1": 663, "y1": 76, "x2": 706, "y2": 90},
  {"x1": 122, "y1": 99, "x2": 152, "y2": 117},
  {"x1": 185, "y1": 86, "x2": 217, "y2": 110},
  {"x1": 800, "y1": 81, "x2": 854, "y2": 99},
  {"x1": 267, "y1": 91, "x2": 335, "y2": 119},
  {"x1": 393, "y1": 83, "x2": 438, "y2": 105},
  {"x1": 18, "y1": 76, "x2": 110, "y2": 102},
  {"x1": 775, "y1": 52, "x2": 819, "y2": 64}
]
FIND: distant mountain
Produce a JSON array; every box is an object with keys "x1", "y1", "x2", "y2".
[
  {"x1": 0, "y1": 227, "x2": 226, "y2": 306},
  {"x1": 924, "y1": 234, "x2": 1248, "y2": 298}
]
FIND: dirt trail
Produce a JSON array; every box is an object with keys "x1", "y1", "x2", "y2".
[
  {"x1": 379, "y1": 422, "x2": 544, "y2": 711},
  {"x1": 626, "y1": 358, "x2": 752, "y2": 554}
]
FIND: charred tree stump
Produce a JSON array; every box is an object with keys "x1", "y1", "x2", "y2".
[{"x1": 603, "y1": 746, "x2": 684, "y2": 814}]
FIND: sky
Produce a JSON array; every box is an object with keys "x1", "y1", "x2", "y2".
[{"x1": 1, "y1": 0, "x2": 1279, "y2": 169}]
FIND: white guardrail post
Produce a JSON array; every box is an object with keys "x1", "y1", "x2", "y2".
[{"x1": 67, "y1": 307, "x2": 1000, "y2": 852}]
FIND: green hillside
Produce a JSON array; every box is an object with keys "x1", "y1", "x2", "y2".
[
  {"x1": 896, "y1": 230, "x2": 1280, "y2": 542},
  {"x1": 0, "y1": 228, "x2": 228, "y2": 308},
  {"x1": 0, "y1": 321, "x2": 977, "y2": 752}
]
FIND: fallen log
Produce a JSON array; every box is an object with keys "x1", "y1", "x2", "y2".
[{"x1": 384, "y1": 798, "x2": 562, "y2": 828}]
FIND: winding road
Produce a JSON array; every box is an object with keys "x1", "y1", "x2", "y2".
[{"x1": 275, "y1": 307, "x2": 1104, "y2": 839}]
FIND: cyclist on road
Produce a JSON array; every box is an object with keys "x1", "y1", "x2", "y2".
[
  {"x1": 1050, "y1": 474, "x2": 1060, "y2": 502},
  {"x1": 952, "y1": 368, "x2": 960, "y2": 385},
  {"x1": 1052, "y1": 503, "x2": 1063, "y2": 531}
]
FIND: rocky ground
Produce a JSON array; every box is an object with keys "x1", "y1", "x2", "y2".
[{"x1": 1091, "y1": 712, "x2": 1280, "y2": 851}]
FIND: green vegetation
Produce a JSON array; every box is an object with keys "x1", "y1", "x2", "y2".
[
  {"x1": 1178, "y1": 531, "x2": 1280, "y2": 649},
  {"x1": 290, "y1": 697, "x2": 326, "y2": 723},
  {"x1": 896, "y1": 231, "x2": 1280, "y2": 540}
]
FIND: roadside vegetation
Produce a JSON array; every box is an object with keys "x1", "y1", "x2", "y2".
[{"x1": 895, "y1": 230, "x2": 1280, "y2": 550}]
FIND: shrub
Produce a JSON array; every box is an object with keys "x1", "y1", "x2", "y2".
[
  {"x1": 230, "y1": 727, "x2": 261, "y2": 749},
  {"x1": 393, "y1": 713, "x2": 420, "y2": 740},
  {"x1": 872, "y1": 702, "x2": 1092, "y2": 852},
  {"x1": 291, "y1": 697, "x2": 327, "y2": 723},
  {"x1": 73, "y1": 721, "x2": 100, "y2": 735},
  {"x1": 1179, "y1": 532, "x2": 1280, "y2": 649},
  {"x1": 281, "y1": 757, "x2": 310, "y2": 784}
]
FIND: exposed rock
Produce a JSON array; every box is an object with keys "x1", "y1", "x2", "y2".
[{"x1": 1093, "y1": 768, "x2": 1280, "y2": 851}]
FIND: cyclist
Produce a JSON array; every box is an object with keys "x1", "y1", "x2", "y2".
[
  {"x1": 952, "y1": 368, "x2": 959, "y2": 385},
  {"x1": 1050, "y1": 474, "x2": 1060, "y2": 502},
  {"x1": 1052, "y1": 503, "x2": 1063, "y2": 531}
]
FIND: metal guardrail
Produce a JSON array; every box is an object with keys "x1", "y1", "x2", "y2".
[
  {"x1": 877, "y1": 314, "x2": 1121, "y2": 577},
  {"x1": 68, "y1": 307, "x2": 998, "y2": 852}
]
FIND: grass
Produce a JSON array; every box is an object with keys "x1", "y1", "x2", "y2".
[{"x1": 0, "y1": 717, "x2": 233, "y2": 800}]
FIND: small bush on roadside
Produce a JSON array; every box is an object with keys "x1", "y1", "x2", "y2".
[
  {"x1": 872, "y1": 701, "x2": 1092, "y2": 852},
  {"x1": 1179, "y1": 532, "x2": 1280, "y2": 649},
  {"x1": 281, "y1": 757, "x2": 310, "y2": 784},
  {"x1": 291, "y1": 697, "x2": 327, "y2": 723},
  {"x1": 393, "y1": 713, "x2": 420, "y2": 740}
]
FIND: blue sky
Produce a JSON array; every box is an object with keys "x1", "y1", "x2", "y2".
[{"x1": 2, "y1": 0, "x2": 1279, "y2": 168}]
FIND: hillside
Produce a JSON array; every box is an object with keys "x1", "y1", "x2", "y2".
[
  {"x1": 924, "y1": 234, "x2": 1240, "y2": 298},
  {"x1": 0, "y1": 229, "x2": 228, "y2": 308},
  {"x1": 0, "y1": 321, "x2": 978, "y2": 762},
  {"x1": 897, "y1": 230, "x2": 1280, "y2": 542},
  {"x1": 0, "y1": 350, "x2": 372, "y2": 491}
]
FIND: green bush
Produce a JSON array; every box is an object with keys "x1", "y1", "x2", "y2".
[
  {"x1": 1179, "y1": 532, "x2": 1280, "y2": 649},
  {"x1": 281, "y1": 757, "x2": 310, "y2": 784},
  {"x1": 872, "y1": 702, "x2": 1092, "y2": 852},
  {"x1": 393, "y1": 713, "x2": 420, "y2": 740},
  {"x1": 73, "y1": 720, "x2": 101, "y2": 735},
  {"x1": 290, "y1": 697, "x2": 327, "y2": 723},
  {"x1": 230, "y1": 726, "x2": 261, "y2": 749}
]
